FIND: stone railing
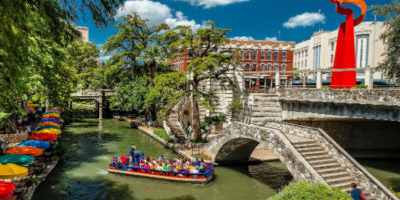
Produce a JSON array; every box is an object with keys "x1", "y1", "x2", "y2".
[
  {"x1": 276, "y1": 88, "x2": 400, "y2": 107},
  {"x1": 263, "y1": 120, "x2": 398, "y2": 200}
]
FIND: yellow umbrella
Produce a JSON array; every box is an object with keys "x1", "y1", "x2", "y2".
[
  {"x1": 0, "y1": 163, "x2": 28, "y2": 179},
  {"x1": 36, "y1": 128, "x2": 61, "y2": 135}
]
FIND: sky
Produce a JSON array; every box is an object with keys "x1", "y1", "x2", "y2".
[{"x1": 74, "y1": 0, "x2": 393, "y2": 60}]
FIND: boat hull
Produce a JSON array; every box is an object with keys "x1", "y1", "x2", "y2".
[{"x1": 108, "y1": 168, "x2": 213, "y2": 184}]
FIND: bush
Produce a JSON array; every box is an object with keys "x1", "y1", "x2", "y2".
[
  {"x1": 352, "y1": 83, "x2": 368, "y2": 89},
  {"x1": 268, "y1": 181, "x2": 351, "y2": 200},
  {"x1": 153, "y1": 129, "x2": 173, "y2": 142}
]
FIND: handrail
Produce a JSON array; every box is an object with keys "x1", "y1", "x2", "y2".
[{"x1": 272, "y1": 120, "x2": 399, "y2": 200}]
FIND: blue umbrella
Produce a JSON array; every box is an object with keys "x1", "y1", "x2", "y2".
[
  {"x1": 40, "y1": 118, "x2": 61, "y2": 124},
  {"x1": 18, "y1": 140, "x2": 50, "y2": 150},
  {"x1": 51, "y1": 110, "x2": 62, "y2": 114}
]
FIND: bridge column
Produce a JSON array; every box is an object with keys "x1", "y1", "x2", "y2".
[
  {"x1": 316, "y1": 70, "x2": 322, "y2": 89},
  {"x1": 98, "y1": 90, "x2": 105, "y2": 120},
  {"x1": 365, "y1": 67, "x2": 373, "y2": 89},
  {"x1": 275, "y1": 70, "x2": 281, "y2": 89}
]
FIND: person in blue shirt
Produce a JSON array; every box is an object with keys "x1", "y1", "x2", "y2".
[
  {"x1": 129, "y1": 145, "x2": 135, "y2": 165},
  {"x1": 350, "y1": 183, "x2": 366, "y2": 200}
]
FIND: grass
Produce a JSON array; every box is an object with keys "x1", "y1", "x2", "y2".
[{"x1": 153, "y1": 129, "x2": 173, "y2": 142}]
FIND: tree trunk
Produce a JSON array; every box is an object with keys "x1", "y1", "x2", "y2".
[
  {"x1": 191, "y1": 92, "x2": 201, "y2": 142},
  {"x1": 149, "y1": 61, "x2": 156, "y2": 89}
]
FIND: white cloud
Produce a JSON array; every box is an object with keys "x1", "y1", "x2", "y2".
[
  {"x1": 115, "y1": 0, "x2": 205, "y2": 30},
  {"x1": 177, "y1": 0, "x2": 250, "y2": 8},
  {"x1": 231, "y1": 36, "x2": 254, "y2": 41},
  {"x1": 283, "y1": 12, "x2": 325, "y2": 29},
  {"x1": 100, "y1": 55, "x2": 112, "y2": 61},
  {"x1": 265, "y1": 36, "x2": 277, "y2": 41}
]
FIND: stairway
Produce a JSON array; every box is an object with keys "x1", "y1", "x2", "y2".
[
  {"x1": 292, "y1": 139, "x2": 373, "y2": 199},
  {"x1": 245, "y1": 93, "x2": 282, "y2": 125},
  {"x1": 166, "y1": 96, "x2": 190, "y2": 144}
]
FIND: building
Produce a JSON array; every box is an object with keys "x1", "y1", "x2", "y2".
[
  {"x1": 294, "y1": 21, "x2": 386, "y2": 81},
  {"x1": 170, "y1": 39, "x2": 295, "y2": 91},
  {"x1": 75, "y1": 26, "x2": 89, "y2": 42}
]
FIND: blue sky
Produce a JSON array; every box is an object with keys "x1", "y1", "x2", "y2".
[{"x1": 75, "y1": 0, "x2": 392, "y2": 60}]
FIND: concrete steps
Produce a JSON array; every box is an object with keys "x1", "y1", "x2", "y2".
[{"x1": 292, "y1": 140, "x2": 375, "y2": 198}]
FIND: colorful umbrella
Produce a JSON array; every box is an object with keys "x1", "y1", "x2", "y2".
[
  {"x1": 27, "y1": 103, "x2": 40, "y2": 107},
  {"x1": 6, "y1": 147, "x2": 43, "y2": 157},
  {"x1": 0, "y1": 163, "x2": 28, "y2": 179},
  {"x1": 52, "y1": 107, "x2": 61, "y2": 111},
  {"x1": 38, "y1": 122, "x2": 60, "y2": 127},
  {"x1": 29, "y1": 133, "x2": 57, "y2": 141},
  {"x1": 0, "y1": 181, "x2": 15, "y2": 199},
  {"x1": 42, "y1": 116, "x2": 60, "y2": 120},
  {"x1": 36, "y1": 128, "x2": 61, "y2": 135},
  {"x1": 36, "y1": 125, "x2": 60, "y2": 131},
  {"x1": 42, "y1": 112, "x2": 60, "y2": 117},
  {"x1": 24, "y1": 107, "x2": 33, "y2": 113},
  {"x1": 0, "y1": 154, "x2": 34, "y2": 166},
  {"x1": 51, "y1": 110, "x2": 62, "y2": 114},
  {"x1": 40, "y1": 119, "x2": 61, "y2": 124},
  {"x1": 18, "y1": 140, "x2": 50, "y2": 150}
]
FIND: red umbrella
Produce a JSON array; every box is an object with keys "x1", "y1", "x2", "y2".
[
  {"x1": 0, "y1": 181, "x2": 15, "y2": 199},
  {"x1": 29, "y1": 133, "x2": 57, "y2": 141}
]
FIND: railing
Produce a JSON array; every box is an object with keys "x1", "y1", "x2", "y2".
[{"x1": 263, "y1": 120, "x2": 398, "y2": 200}]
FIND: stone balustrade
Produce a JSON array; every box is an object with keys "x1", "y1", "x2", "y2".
[{"x1": 276, "y1": 88, "x2": 400, "y2": 106}]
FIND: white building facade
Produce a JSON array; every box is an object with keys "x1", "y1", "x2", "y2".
[{"x1": 294, "y1": 21, "x2": 386, "y2": 81}]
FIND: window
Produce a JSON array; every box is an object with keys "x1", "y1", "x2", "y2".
[
  {"x1": 282, "y1": 52, "x2": 287, "y2": 61},
  {"x1": 246, "y1": 50, "x2": 250, "y2": 60},
  {"x1": 202, "y1": 85, "x2": 206, "y2": 92},
  {"x1": 305, "y1": 60, "x2": 307, "y2": 68},
  {"x1": 313, "y1": 45, "x2": 321, "y2": 70},
  {"x1": 267, "y1": 64, "x2": 272, "y2": 72},
  {"x1": 330, "y1": 42, "x2": 335, "y2": 65},
  {"x1": 240, "y1": 50, "x2": 244, "y2": 59},
  {"x1": 281, "y1": 64, "x2": 286, "y2": 72},
  {"x1": 253, "y1": 50, "x2": 257, "y2": 60},
  {"x1": 260, "y1": 64, "x2": 265, "y2": 71},
  {"x1": 274, "y1": 64, "x2": 279, "y2": 71},
  {"x1": 356, "y1": 34, "x2": 369, "y2": 68},
  {"x1": 267, "y1": 51, "x2": 272, "y2": 60},
  {"x1": 252, "y1": 64, "x2": 257, "y2": 71},
  {"x1": 273, "y1": 52, "x2": 279, "y2": 61},
  {"x1": 261, "y1": 51, "x2": 265, "y2": 60},
  {"x1": 245, "y1": 64, "x2": 250, "y2": 71}
]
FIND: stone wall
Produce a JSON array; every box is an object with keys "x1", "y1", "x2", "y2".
[
  {"x1": 288, "y1": 119, "x2": 400, "y2": 153},
  {"x1": 0, "y1": 131, "x2": 28, "y2": 145}
]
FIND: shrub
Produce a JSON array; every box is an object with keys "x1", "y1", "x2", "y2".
[
  {"x1": 153, "y1": 129, "x2": 173, "y2": 142},
  {"x1": 268, "y1": 181, "x2": 351, "y2": 200}
]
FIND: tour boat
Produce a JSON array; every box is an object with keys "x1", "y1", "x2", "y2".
[{"x1": 108, "y1": 158, "x2": 214, "y2": 184}]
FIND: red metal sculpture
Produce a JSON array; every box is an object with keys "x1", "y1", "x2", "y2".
[{"x1": 330, "y1": 0, "x2": 367, "y2": 88}]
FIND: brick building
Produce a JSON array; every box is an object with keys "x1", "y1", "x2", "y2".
[{"x1": 170, "y1": 39, "x2": 295, "y2": 91}]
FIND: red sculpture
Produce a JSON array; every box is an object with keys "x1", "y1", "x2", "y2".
[{"x1": 330, "y1": 0, "x2": 367, "y2": 88}]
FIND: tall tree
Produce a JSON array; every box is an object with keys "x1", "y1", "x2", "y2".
[
  {"x1": 139, "y1": 44, "x2": 170, "y2": 88},
  {"x1": 163, "y1": 21, "x2": 239, "y2": 141},
  {"x1": 102, "y1": 13, "x2": 169, "y2": 81},
  {"x1": 373, "y1": 1, "x2": 400, "y2": 82}
]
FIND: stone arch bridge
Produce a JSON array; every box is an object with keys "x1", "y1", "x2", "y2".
[{"x1": 203, "y1": 121, "x2": 398, "y2": 200}]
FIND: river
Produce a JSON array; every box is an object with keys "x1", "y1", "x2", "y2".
[
  {"x1": 32, "y1": 119, "x2": 277, "y2": 200},
  {"x1": 32, "y1": 118, "x2": 400, "y2": 200}
]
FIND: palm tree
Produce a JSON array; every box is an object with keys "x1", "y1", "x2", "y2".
[{"x1": 139, "y1": 44, "x2": 169, "y2": 88}]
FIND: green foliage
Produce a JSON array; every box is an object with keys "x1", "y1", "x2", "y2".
[
  {"x1": 0, "y1": 113, "x2": 10, "y2": 129},
  {"x1": 352, "y1": 83, "x2": 368, "y2": 89},
  {"x1": 322, "y1": 86, "x2": 330, "y2": 89},
  {"x1": 372, "y1": 1, "x2": 400, "y2": 82},
  {"x1": 110, "y1": 76, "x2": 150, "y2": 113},
  {"x1": 200, "y1": 114, "x2": 226, "y2": 134},
  {"x1": 153, "y1": 129, "x2": 173, "y2": 142},
  {"x1": 268, "y1": 181, "x2": 351, "y2": 200},
  {"x1": 231, "y1": 98, "x2": 243, "y2": 111}
]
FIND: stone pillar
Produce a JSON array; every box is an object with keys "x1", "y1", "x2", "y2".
[
  {"x1": 365, "y1": 67, "x2": 373, "y2": 89},
  {"x1": 275, "y1": 70, "x2": 281, "y2": 89},
  {"x1": 98, "y1": 91, "x2": 104, "y2": 120},
  {"x1": 256, "y1": 78, "x2": 260, "y2": 91},
  {"x1": 303, "y1": 73, "x2": 307, "y2": 88},
  {"x1": 316, "y1": 70, "x2": 322, "y2": 89}
]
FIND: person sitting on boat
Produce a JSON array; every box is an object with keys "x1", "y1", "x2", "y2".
[
  {"x1": 158, "y1": 154, "x2": 165, "y2": 161},
  {"x1": 194, "y1": 159, "x2": 200, "y2": 167},
  {"x1": 191, "y1": 167, "x2": 200, "y2": 174}
]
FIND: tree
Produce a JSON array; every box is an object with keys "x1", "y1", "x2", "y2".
[
  {"x1": 268, "y1": 181, "x2": 351, "y2": 200},
  {"x1": 163, "y1": 21, "x2": 239, "y2": 141},
  {"x1": 139, "y1": 44, "x2": 170, "y2": 88},
  {"x1": 373, "y1": 1, "x2": 400, "y2": 82},
  {"x1": 102, "y1": 13, "x2": 169, "y2": 82}
]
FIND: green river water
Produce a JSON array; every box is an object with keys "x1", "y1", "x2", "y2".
[{"x1": 32, "y1": 118, "x2": 400, "y2": 200}]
